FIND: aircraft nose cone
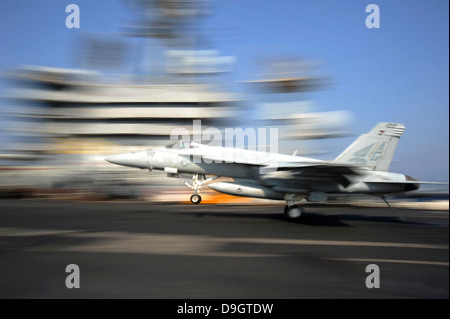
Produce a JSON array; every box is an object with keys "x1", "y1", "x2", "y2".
[
  {"x1": 105, "y1": 152, "x2": 147, "y2": 168},
  {"x1": 105, "y1": 154, "x2": 126, "y2": 165}
]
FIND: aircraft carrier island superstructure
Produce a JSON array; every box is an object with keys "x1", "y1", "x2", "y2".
[
  {"x1": 5, "y1": 66, "x2": 240, "y2": 155},
  {"x1": 2, "y1": 59, "x2": 242, "y2": 198}
]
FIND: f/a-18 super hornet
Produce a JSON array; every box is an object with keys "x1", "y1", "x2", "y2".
[{"x1": 106, "y1": 122, "x2": 438, "y2": 220}]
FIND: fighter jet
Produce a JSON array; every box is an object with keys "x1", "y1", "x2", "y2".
[{"x1": 106, "y1": 122, "x2": 438, "y2": 220}]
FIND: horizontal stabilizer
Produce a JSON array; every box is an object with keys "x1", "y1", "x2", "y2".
[{"x1": 366, "y1": 180, "x2": 448, "y2": 185}]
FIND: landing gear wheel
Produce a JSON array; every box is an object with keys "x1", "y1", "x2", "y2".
[
  {"x1": 184, "y1": 174, "x2": 219, "y2": 205},
  {"x1": 284, "y1": 205, "x2": 303, "y2": 220},
  {"x1": 190, "y1": 194, "x2": 202, "y2": 204}
]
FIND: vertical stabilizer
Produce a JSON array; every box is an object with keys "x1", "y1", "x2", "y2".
[{"x1": 334, "y1": 123, "x2": 406, "y2": 171}]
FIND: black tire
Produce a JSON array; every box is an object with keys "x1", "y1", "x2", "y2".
[
  {"x1": 190, "y1": 194, "x2": 202, "y2": 204},
  {"x1": 284, "y1": 205, "x2": 303, "y2": 219}
]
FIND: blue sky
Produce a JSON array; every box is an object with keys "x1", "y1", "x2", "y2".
[{"x1": 0, "y1": 0, "x2": 448, "y2": 181}]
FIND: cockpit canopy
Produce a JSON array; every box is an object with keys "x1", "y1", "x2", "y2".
[{"x1": 166, "y1": 141, "x2": 202, "y2": 150}]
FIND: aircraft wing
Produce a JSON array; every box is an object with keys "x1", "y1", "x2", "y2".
[
  {"x1": 178, "y1": 145, "x2": 363, "y2": 191},
  {"x1": 273, "y1": 162, "x2": 360, "y2": 174},
  {"x1": 177, "y1": 147, "x2": 325, "y2": 167},
  {"x1": 261, "y1": 164, "x2": 360, "y2": 192},
  {"x1": 177, "y1": 147, "x2": 266, "y2": 165}
]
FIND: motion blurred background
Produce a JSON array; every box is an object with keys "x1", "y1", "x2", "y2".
[{"x1": 0, "y1": 0, "x2": 448, "y2": 208}]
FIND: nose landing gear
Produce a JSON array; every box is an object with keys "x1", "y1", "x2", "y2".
[
  {"x1": 190, "y1": 194, "x2": 202, "y2": 204},
  {"x1": 183, "y1": 174, "x2": 219, "y2": 204}
]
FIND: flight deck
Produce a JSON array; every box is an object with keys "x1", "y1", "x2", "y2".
[{"x1": 0, "y1": 200, "x2": 447, "y2": 298}]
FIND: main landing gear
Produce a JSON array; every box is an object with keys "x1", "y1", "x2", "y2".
[
  {"x1": 284, "y1": 205, "x2": 304, "y2": 219},
  {"x1": 283, "y1": 193, "x2": 305, "y2": 220},
  {"x1": 184, "y1": 174, "x2": 218, "y2": 204}
]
